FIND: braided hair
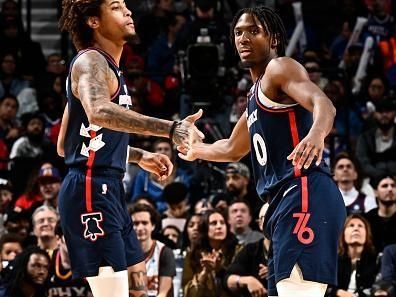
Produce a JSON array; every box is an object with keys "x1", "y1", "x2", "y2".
[
  {"x1": 59, "y1": 0, "x2": 104, "y2": 50},
  {"x1": 230, "y1": 6, "x2": 287, "y2": 57}
]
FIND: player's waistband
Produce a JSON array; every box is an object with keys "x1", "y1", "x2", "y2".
[{"x1": 68, "y1": 166, "x2": 124, "y2": 179}]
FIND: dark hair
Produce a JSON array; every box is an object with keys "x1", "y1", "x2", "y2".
[
  {"x1": 3, "y1": 246, "x2": 50, "y2": 297},
  {"x1": 181, "y1": 213, "x2": 202, "y2": 251},
  {"x1": 190, "y1": 209, "x2": 238, "y2": 273},
  {"x1": 230, "y1": 6, "x2": 287, "y2": 57},
  {"x1": 339, "y1": 214, "x2": 376, "y2": 256},
  {"x1": 370, "y1": 175, "x2": 395, "y2": 190},
  {"x1": 163, "y1": 182, "x2": 189, "y2": 205},
  {"x1": 0, "y1": 233, "x2": 23, "y2": 252},
  {"x1": 228, "y1": 197, "x2": 252, "y2": 215},
  {"x1": 333, "y1": 151, "x2": 363, "y2": 188},
  {"x1": 0, "y1": 93, "x2": 19, "y2": 109},
  {"x1": 59, "y1": 0, "x2": 104, "y2": 50},
  {"x1": 129, "y1": 203, "x2": 160, "y2": 226},
  {"x1": 132, "y1": 194, "x2": 157, "y2": 210}
]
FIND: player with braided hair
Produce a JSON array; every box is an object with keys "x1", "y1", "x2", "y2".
[
  {"x1": 57, "y1": 1, "x2": 204, "y2": 297},
  {"x1": 180, "y1": 6, "x2": 346, "y2": 297}
]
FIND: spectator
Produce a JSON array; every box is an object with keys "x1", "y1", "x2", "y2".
[
  {"x1": 183, "y1": 209, "x2": 239, "y2": 297},
  {"x1": 3, "y1": 209, "x2": 31, "y2": 244},
  {"x1": 362, "y1": 0, "x2": 395, "y2": 43},
  {"x1": 0, "y1": 178, "x2": 13, "y2": 235},
  {"x1": 47, "y1": 224, "x2": 91, "y2": 297},
  {"x1": 365, "y1": 175, "x2": 396, "y2": 252},
  {"x1": 0, "y1": 233, "x2": 23, "y2": 263},
  {"x1": 193, "y1": 199, "x2": 212, "y2": 214},
  {"x1": 162, "y1": 225, "x2": 181, "y2": 246},
  {"x1": 303, "y1": 57, "x2": 329, "y2": 90},
  {"x1": 225, "y1": 203, "x2": 270, "y2": 297},
  {"x1": 227, "y1": 198, "x2": 263, "y2": 246},
  {"x1": 130, "y1": 203, "x2": 176, "y2": 297},
  {"x1": 9, "y1": 112, "x2": 59, "y2": 196},
  {"x1": 147, "y1": 12, "x2": 186, "y2": 85},
  {"x1": 131, "y1": 138, "x2": 191, "y2": 212},
  {"x1": 14, "y1": 163, "x2": 62, "y2": 212},
  {"x1": 136, "y1": 0, "x2": 175, "y2": 53},
  {"x1": 333, "y1": 152, "x2": 377, "y2": 215},
  {"x1": 225, "y1": 162, "x2": 261, "y2": 220},
  {"x1": 358, "y1": 75, "x2": 390, "y2": 128},
  {"x1": 380, "y1": 244, "x2": 396, "y2": 282},
  {"x1": 32, "y1": 205, "x2": 59, "y2": 257},
  {"x1": 0, "y1": 246, "x2": 50, "y2": 297},
  {"x1": 356, "y1": 98, "x2": 396, "y2": 180},
  {"x1": 0, "y1": 94, "x2": 19, "y2": 163},
  {"x1": 162, "y1": 182, "x2": 190, "y2": 219},
  {"x1": 0, "y1": 17, "x2": 46, "y2": 79},
  {"x1": 326, "y1": 214, "x2": 378, "y2": 297},
  {"x1": 0, "y1": 52, "x2": 29, "y2": 98},
  {"x1": 36, "y1": 163, "x2": 62, "y2": 209},
  {"x1": 181, "y1": 213, "x2": 201, "y2": 253}
]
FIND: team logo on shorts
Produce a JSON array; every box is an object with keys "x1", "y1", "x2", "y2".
[{"x1": 81, "y1": 212, "x2": 105, "y2": 242}]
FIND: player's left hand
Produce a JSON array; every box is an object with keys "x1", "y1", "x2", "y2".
[
  {"x1": 138, "y1": 151, "x2": 173, "y2": 181},
  {"x1": 287, "y1": 129, "x2": 324, "y2": 169}
]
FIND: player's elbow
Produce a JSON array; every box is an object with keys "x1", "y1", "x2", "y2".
[
  {"x1": 86, "y1": 105, "x2": 106, "y2": 126},
  {"x1": 57, "y1": 147, "x2": 65, "y2": 158}
]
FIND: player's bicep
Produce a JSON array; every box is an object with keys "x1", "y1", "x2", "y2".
[{"x1": 72, "y1": 51, "x2": 111, "y2": 119}]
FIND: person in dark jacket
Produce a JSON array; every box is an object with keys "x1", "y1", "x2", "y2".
[{"x1": 326, "y1": 214, "x2": 378, "y2": 297}]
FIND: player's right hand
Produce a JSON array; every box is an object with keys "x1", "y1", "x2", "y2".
[{"x1": 172, "y1": 109, "x2": 205, "y2": 149}]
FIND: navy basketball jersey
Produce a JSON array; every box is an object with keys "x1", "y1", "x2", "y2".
[
  {"x1": 246, "y1": 76, "x2": 330, "y2": 198},
  {"x1": 64, "y1": 48, "x2": 132, "y2": 172}
]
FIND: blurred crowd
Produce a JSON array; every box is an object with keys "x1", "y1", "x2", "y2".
[{"x1": 0, "y1": 0, "x2": 395, "y2": 296}]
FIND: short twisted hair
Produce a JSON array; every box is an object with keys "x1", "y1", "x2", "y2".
[
  {"x1": 230, "y1": 6, "x2": 287, "y2": 57},
  {"x1": 59, "y1": 0, "x2": 104, "y2": 50}
]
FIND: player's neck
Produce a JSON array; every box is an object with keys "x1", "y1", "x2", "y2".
[
  {"x1": 249, "y1": 55, "x2": 275, "y2": 83},
  {"x1": 92, "y1": 39, "x2": 123, "y2": 67}
]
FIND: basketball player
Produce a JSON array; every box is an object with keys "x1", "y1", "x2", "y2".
[
  {"x1": 179, "y1": 7, "x2": 346, "y2": 297},
  {"x1": 57, "y1": 1, "x2": 203, "y2": 297}
]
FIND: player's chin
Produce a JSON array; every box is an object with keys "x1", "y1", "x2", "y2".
[{"x1": 239, "y1": 59, "x2": 255, "y2": 69}]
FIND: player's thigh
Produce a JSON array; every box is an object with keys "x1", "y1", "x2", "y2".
[{"x1": 276, "y1": 265, "x2": 327, "y2": 297}]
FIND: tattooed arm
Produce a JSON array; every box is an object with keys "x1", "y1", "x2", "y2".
[
  {"x1": 72, "y1": 51, "x2": 203, "y2": 146},
  {"x1": 128, "y1": 146, "x2": 173, "y2": 180}
]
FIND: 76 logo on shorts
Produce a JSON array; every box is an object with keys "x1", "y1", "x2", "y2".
[{"x1": 293, "y1": 212, "x2": 315, "y2": 244}]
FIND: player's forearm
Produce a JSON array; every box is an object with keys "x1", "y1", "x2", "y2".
[
  {"x1": 193, "y1": 139, "x2": 246, "y2": 162},
  {"x1": 128, "y1": 147, "x2": 144, "y2": 163},
  {"x1": 89, "y1": 102, "x2": 173, "y2": 137},
  {"x1": 310, "y1": 96, "x2": 336, "y2": 138}
]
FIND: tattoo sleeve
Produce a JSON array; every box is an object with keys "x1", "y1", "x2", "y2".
[
  {"x1": 128, "y1": 147, "x2": 143, "y2": 163},
  {"x1": 73, "y1": 51, "x2": 173, "y2": 137}
]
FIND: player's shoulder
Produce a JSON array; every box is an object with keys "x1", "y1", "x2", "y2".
[
  {"x1": 265, "y1": 56, "x2": 308, "y2": 81},
  {"x1": 72, "y1": 49, "x2": 108, "y2": 74},
  {"x1": 267, "y1": 56, "x2": 304, "y2": 72}
]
